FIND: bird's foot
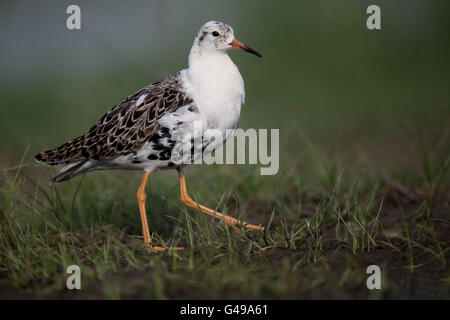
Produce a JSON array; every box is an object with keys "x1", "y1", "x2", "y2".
[
  {"x1": 223, "y1": 216, "x2": 265, "y2": 232},
  {"x1": 144, "y1": 243, "x2": 183, "y2": 252},
  {"x1": 242, "y1": 223, "x2": 265, "y2": 231}
]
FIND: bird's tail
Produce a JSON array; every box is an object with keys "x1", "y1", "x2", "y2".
[
  {"x1": 48, "y1": 160, "x2": 88, "y2": 185},
  {"x1": 35, "y1": 136, "x2": 89, "y2": 184},
  {"x1": 34, "y1": 135, "x2": 85, "y2": 166}
]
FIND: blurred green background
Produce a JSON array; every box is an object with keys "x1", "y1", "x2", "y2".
[
  {"x1": 0, "y1": 0, "x2": 449, "y2": 169},
  {"x1": 0, "y1": 0, "x2": 449, "y2": 300}
]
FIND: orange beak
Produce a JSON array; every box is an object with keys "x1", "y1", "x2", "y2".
[{"x1": 231, "y1": 39, "x2": 262, "y2": 58}]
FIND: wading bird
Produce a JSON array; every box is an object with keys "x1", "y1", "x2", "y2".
[{"x1": 35, "y1": 21, "x2": 264, "y2": 251}]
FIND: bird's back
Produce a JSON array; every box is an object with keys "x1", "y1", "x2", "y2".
[{"x1": 35, "y1": 72, "x2": 193, "y2": 183}]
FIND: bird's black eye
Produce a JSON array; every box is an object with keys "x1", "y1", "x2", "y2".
[{"x1": 212, "y1": 31, "x2": 220, "y2": 37}]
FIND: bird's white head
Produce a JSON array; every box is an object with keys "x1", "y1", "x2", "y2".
[{"x1": 193, "y1": 21, "x2": 262, "y2": 58}]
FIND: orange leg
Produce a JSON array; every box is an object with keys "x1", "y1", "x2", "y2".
[
  {"x1": 137, "y1": 172, "x2": 183, "y2": 251},
  {"x1": 178, "y1": 172, "x2": 264, "y2": 231}
]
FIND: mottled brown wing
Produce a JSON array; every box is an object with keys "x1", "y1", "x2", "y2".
[{"x1": 35, "y1": 72, "x2": 193, "y2": 165}]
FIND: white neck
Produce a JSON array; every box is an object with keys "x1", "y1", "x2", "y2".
[
  {"x1": 182, "y1": 40, "x2": 245, "y2": 131},
  {"x1": 188, "y1": 40, "x2": 227, "y2": 68}
]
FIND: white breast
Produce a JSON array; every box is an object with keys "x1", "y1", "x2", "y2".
[{"x1": 182, "y1": 50, "x2": 245, "y2": 133}]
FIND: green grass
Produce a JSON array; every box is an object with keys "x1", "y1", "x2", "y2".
[
  {"x1": 0, "y1": 0, "x2": 449, "y2": 299},
  {"x1": 0, "y1": 129, "x2": 448, "y2": 299}
]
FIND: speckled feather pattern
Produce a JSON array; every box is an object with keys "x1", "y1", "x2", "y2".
[{"x1": 35, "y1": 72, "x2": 193, "y2": 178}]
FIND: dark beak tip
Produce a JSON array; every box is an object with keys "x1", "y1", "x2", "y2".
[
  {"x1": 234, "y1": 40, "x2": 262, "y2": 58},
  {"x1": 252, "y1": 50, "x2": 262, "y2": 58},
  {"x1": 246, "y1": 47, "x2": 262, "y2": 58}
]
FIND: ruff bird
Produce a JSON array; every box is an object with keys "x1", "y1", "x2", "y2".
[{"x1": 35, "y1": 21, "x2": 264, "y2": 251}]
